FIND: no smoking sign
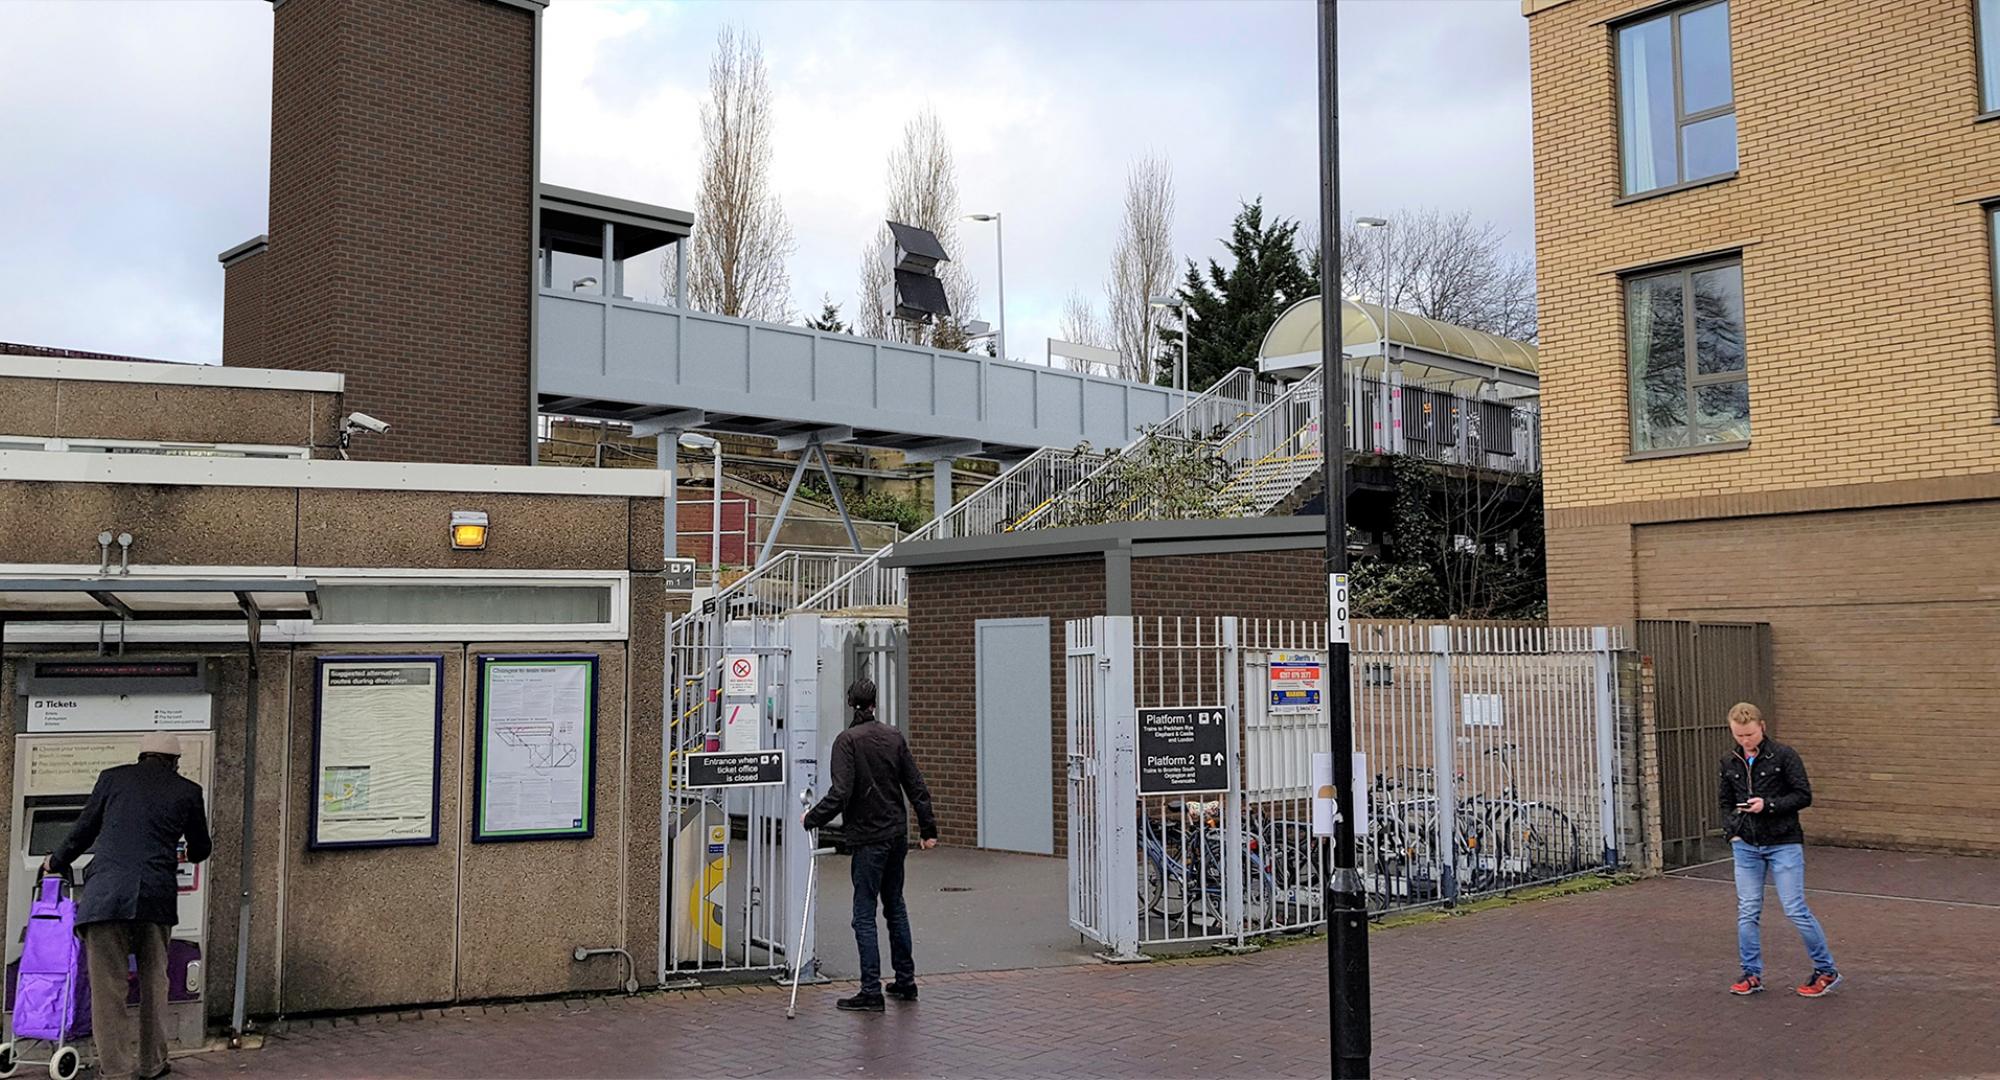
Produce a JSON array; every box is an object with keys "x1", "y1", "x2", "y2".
[{"x1": 724, "y1": 654, "x2": 758, "y2": 697}]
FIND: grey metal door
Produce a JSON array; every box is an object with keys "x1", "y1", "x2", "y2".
[
  {"x1": 976, "y1": 617, "x2": 1054, "y2": 854},
  {"x1": 1639, "y1": 619, "x2": 1774, "y2": 869}
]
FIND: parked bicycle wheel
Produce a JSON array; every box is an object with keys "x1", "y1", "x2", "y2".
[
  {"x1": 1139, "y1": 842, "x2": 1191, "y2": 919},
  {"x1": 1498, "y1": 802, "x2": 1583, "y2": 880}
]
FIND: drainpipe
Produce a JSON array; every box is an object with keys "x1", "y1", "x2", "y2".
[{"x1": 228, "y1": 600, "x2": 263, "y2": 1047}]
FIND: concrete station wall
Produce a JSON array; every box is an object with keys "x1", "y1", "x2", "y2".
[{"x1": 0, "y1": 480, "x2": 688, "y2": 1016}]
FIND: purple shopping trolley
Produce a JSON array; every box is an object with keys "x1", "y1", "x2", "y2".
[{"x1": 2, "y1": 875, "x2": 88, "y2": 1080}]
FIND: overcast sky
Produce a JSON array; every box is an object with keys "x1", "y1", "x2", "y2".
[{"x1": 0, "y1": 0, "x2": 1532, "y2": 366}]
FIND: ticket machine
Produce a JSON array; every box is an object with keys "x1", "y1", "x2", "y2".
[{"x1": 6, "y1": 660, "x2": 214, "y2": 1049}]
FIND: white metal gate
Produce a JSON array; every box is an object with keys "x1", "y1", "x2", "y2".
[
  {"x1": 1067, "y1": 616, "x2": 1624, "y2": 956},
  {"x1": 663, "y1": 612, "x2": 821, "y2": 983}
]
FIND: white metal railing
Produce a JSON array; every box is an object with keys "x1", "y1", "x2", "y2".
[
  {"x1": 1014, "y1": 367, "x2": 1324, "y2": 530},
  {"x1": 789, "y1": 368, "x2": 1268, "y2": 613}
]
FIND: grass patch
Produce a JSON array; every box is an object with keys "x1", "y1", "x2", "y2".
[{"x1": 1204, "y1": 872, "x2": 1639, "y2": 955}]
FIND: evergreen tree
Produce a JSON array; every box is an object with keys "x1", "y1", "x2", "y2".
[
  {"x1": 1171, "y1": 199, "x2": 1318, "y2": 391},
  {"x1": 805, "y1": 295, "x2": 847, "y2": 333}
]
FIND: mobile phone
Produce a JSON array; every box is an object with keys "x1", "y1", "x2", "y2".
[{"x1": 1735, "y1": 801, "x2": 1753, "y2": 810}]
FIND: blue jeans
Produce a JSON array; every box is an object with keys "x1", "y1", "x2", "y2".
[
  {"x1": 849, "y1": 837, "x2": 914, "y2": 995},
  {"x1": 1732, "y1": 841, "x2": 1835, "y2": 976}
]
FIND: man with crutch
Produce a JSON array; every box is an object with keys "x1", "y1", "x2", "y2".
[{"x1": 802, "y1": 678, "x2": 938, "y2": 1012}]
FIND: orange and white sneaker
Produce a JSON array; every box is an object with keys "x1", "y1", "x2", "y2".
[
  {"x1": 1796, "y1": 970, "x2": 1843, "y2": 998},
  {"x1": 1730, "y1": 972, "x2": 1763, "y2": 995}
]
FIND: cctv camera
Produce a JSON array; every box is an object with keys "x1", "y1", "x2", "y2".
[{"x1": 342, "y1": 412, "x2": 390, "y2": 435}]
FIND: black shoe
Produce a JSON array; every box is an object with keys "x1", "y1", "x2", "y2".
[
  {"x1": 837, "y1": 992, "x2": 886, "y2": 1012},
  {"x1": 886, "y1": 981, "x2": 918, "y2": 1002}
]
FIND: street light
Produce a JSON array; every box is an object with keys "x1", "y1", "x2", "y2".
[
  {"x1": 1356, "y1": 217, "x2": 1391, "y2": 386},
  {"x1": 1149, "y1": 295, "x2": 1197, "y2": 434},
  {"x1": 965, "y1": 213, "x2": 1006, "y2": 362},
  {"x1": 1318, "y1": 2, "x2": 1370, "y2": 1078},
  {"x1": 678, "y1": 433, "x2": 724, "y2": 588}
]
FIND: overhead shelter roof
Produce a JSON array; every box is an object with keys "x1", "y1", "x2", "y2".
[
  {"x1": 1257, "y1": 297, "x2": 1539, "y2": 384},
  {"x1": 0, "y1": 578, "x2": 320, "y2": 623}
]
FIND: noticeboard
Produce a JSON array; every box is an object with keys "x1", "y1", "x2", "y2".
[
  {"x1": 309, "y1": 656, "x2": 445, "y2": 850},
  {"x1": 472, "y1": 655, "x2": 599, "y2": 843},
  {"x1": 686, "y1": 750, "x2": 785, "y2": 789},
  {"x1": 1137, "y1": 706, "x2": 1229, "y2": 796},
  {"x1": 1268, "y1": 651, "x2": 1324, "y2": 715}
]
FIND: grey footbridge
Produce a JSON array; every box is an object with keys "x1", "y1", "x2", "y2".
[{"x1": 536, "y1": 292, "x2": 1180, "y2": 461}]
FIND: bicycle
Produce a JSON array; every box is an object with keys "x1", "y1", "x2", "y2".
[
  {"x1": 1137, "y1": 800, "x2": 1280, "y2": 933},
  {"x1": 1461, "y1": 743, "x2": 1584, "y2": 885}
]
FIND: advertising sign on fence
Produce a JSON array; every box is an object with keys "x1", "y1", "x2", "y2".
[
  {"x1": 1268, "y1": 652, "x2": 1324, "y2": 714},
  {"x1": 1137, "y1": 706, "x2": 1228, "y2": 795}
]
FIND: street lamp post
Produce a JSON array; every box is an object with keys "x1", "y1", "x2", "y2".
[
  {"x1": 1317, "y1": 1, "x2": 1370, "y2": 1078},
  {"x1": 677, "y1": 433, "x2": 724, "y2": 587},
  {"x1": 1149, "y1": 296, "x2": 1196, "y2": 435},
  {"x1": 1357, "y1": 216, "x2": 1390, "y2": 452},
  {"x1": 966, "y1": 213, "x2": 1006, "y2": 362}
]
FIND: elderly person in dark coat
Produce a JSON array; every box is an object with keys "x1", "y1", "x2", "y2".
[{"x1": 44, "y1": 732, "x2": 210, "y2": 1080}]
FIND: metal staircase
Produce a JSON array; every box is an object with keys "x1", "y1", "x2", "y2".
[
  {"x1": 789, "y1": 367, "x2": 1270, "y2": 613},
  {"x1": 1006, "y1": 365, "x2": 1325, "y2": 530}
]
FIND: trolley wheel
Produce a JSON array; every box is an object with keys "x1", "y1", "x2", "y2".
[
  {"x1": 47, "y1": 1046, "x2": 78, "y2": 1080},
  {"x1": 0, "y1": 1040, "x2": 18, "y2": 1078}
]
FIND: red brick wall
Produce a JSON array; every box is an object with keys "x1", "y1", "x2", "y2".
[
  {"x1": 1131, "y1": 549, "x2": 1324, "y2": 623},
  {"x1": 253, "y1": 0, "x2": 535, "y2": 465},
  {"x1": 220, "y1": 249, "x2": 268, "y2": 371},
  {"x1": 905, "y1": 557, "x2": 1105, "y2": 851}
]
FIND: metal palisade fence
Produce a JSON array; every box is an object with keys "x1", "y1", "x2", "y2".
[{"x1": 1066, "y1": 616, "x2": 1624, "y2": 957}]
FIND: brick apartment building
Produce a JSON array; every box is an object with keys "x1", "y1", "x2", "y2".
[{"x1": 1524, "y1": 0, "x2": 2000, "y2": 853}]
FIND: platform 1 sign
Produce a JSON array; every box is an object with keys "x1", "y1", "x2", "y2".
[
  {"x1": 1137, "y1": 706, "x2": 1228, "y2": 795},
  {"x1": 686, "y1": 750, "x2": 784, "y2": 789}
]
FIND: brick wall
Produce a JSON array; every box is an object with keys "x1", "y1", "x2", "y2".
[
  {"x1": 1130, "y1": 548, "x2": 1325, "y2": 623},
  {"x1": 1527, "y1": 0, "x2": 2000, "y2": 514},
  {"x1": 220, "y1": 248, "x2": 268, "y2": 371},
  {"x1": 252, "y1": 0, "x2": 535, "y2": 465},
  {"x1": 905, "y1": 557, "x2": 1105, "y2": 850},
  {"x1": 903, "y1": 546, "x2": 1328, "y2": 854},
  {"x1": 1630, "y1": 501, "x2": 2000, "y2": 855}
]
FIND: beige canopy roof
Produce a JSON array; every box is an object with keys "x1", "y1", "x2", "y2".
[{"x1": 1258, "y1": 296, "x2": 1539, "y2": 379}]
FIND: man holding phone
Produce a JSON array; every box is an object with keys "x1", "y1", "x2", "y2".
[{"x1": 1719, "y1": 702, "x2": 1840, "y2": 998}]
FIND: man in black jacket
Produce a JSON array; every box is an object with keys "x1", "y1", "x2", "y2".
[
  {"x1": 802, "y1": 679, "x2": 938, "y2": 1012},
  {"x1": 45, "y1": 732, "x2": 211, "y2": 1080},
  {"x1": 1718, "y1": 703, "x2": 1839, "y2": 999}
]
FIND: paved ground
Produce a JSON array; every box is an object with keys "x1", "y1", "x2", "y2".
[
  {"x1": 163, "y1": 846, "x2": 1996, "y2": 1079},
  {"x1": 813, "y1": 847, "x2": 1095, "y2": 981}
]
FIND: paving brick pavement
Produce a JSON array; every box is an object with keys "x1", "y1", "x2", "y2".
[{"x1": 169, "y1": 848, "x2": 1998, "y2": 1079}]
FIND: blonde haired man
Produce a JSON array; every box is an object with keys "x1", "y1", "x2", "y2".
[{"x1": 1720, "y1": 703, "x2": 1840, "y2": 998}]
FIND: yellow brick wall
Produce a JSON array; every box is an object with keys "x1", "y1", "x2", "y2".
[{"x1": 1527, "y1": 0, "x2": 2000, "y2": 513}]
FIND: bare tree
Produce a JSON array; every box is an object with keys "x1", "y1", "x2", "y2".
[
  {"x1": 1054, "y1": 291, "x2": 1111, "y2": 373},
  {"x1": 1103, "y1": 154, "x2": 1177, "y2": 382},
  {"x1": 686, "y1": 27, "x2": 794, "y2": 322},
  {"x1": 1338, "y1": 208, "x2": 1537, "y2": 342},
  {"x1": 856, "y1": 108, "x2": 979, "y2": 346}
]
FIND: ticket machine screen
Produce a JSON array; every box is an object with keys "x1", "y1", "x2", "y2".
[{"x1": 25, "y1": 805, "x2": 90, "y2": 859}]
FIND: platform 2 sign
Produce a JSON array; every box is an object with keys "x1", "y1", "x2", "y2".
[
  {"x1": 1137, "y1": 706, "x2": 1229, "y2": 795},
  {"x1": 686, "y1": 750, "x2": 784, "y2": 789}
]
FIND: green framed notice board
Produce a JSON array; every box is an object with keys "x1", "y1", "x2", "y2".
[{"x1": 472, "y1": 654, "x2": 598, "y2": 842}]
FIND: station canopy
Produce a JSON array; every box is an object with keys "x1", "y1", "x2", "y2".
[
  {"x1": 0, "y1": 578, "x2": 320, "y2": 623},
  {"x1": 1257, "y1": 296, "x2": 1539, "y2": 390}
]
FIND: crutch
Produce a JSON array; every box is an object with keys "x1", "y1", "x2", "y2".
[{"x1": 787, "y1": 788, "x2": 834, "y2": 1019}]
